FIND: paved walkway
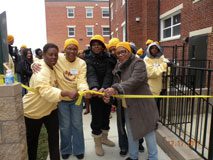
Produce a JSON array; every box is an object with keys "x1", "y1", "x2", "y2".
[{"x1": 47, "y1": 112, "x2": 171, "y2": 160}]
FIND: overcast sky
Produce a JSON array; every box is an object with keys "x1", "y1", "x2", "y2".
[{"x1": 0, "y1": 0, "x2": 47, "y2": 50}]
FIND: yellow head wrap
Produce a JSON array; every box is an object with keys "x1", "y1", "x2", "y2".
[
  {"x1": 105, "y1": 43, "x2": 109, "y2": 50},
  {"x1": 64, "y1": 38, "x2": 79, "y2": 50},
  {"x1": 116, "y1": 42, "x2": 131, "y2": 53},
  {"x1": 90, "y1": 35, "x2": 105, "y2": 48},
  {"x1": 108, "y1": 38, "x2": 120, "y2": 48},
  {"x1": 146, "y1": 39, "x2": 153, "y2": 45},
  {"x1": 136, "y1": 48, "x2": 144, "y2": 56},
  {"x1": 7, "y1": 35, "x2": 14, "y2": 43},
  {"x1": 20, "y1": 44, "x2": 27, "y2": 49}
]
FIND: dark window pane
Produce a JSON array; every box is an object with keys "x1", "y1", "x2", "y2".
[
  {"x1": 163, "y1": 28, "x2": 171, "y2": 38},
  {"x1": 173, "y1": 14, "x2": 181, "y2": 25},
  {"x1": 103, "y1": 28, "x2": 110, "y2": 35},
  {"x1": 164, "y1": 18, "x2": 171, "y2": 28},
  {"x1": 102, "y1": 9, "x2": 109, "y2": 17},
  {"x1": 68, "y1": 9, "x2": 74, "y2": 17},
  {"x1": 69, "y1": 28, "x2": 74, "y2": 36},
  {"x1": 173, "y1": 25, "x2": 180, "y2": 36}
]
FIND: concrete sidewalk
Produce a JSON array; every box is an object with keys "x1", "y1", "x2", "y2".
[{"x1": 47, "y1": 112, "x2": 171, "y2": 160}]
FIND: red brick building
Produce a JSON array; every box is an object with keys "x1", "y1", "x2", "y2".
[
  {"x1": 45, "y1": 0, "x2": 110, "y2": 51},
  {"x1": 110, "y1": 0, "x2": 213, "y2": 61}
]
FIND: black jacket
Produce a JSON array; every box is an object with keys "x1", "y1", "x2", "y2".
[
  {"x1": 85, "y1": 50, "x2": 114, "y2": 89},
  {"x1": 20, "y1": 59, "x2": 32, "y2": 84}
]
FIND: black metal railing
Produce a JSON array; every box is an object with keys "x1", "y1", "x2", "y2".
[{"x1": 160, "y1": 65, "x2": 213, "y2": 160}]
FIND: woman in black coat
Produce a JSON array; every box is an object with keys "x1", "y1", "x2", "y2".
[
  {"x1": 84, "y1": 35, "x2": 115, "y2": 156},
  {"x1": 20, "y1": 48, "x2": 33, "y2": 95}
]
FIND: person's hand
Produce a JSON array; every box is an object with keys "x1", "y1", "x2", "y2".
[
  {"x1": 31, "y1": 63, "x2": 41, "y2": 73},
  {"x1": 91, "y1": 88, "x2": 98, "y2": 97},
  {"x1": 98, "y1": 88, "x2": 105, "y2": 98},
  {"x1": 84, "y1": 91, "x2": 91, "y2": 99},
  {"x1": 69, "y1": 90, "x2": 79, "y2": 99},
  {"x1": 61, "y1": 90, "x2": 79, "y2": 99},
  {"x1": 104, "y1": 87, "x2": 118, "y2": 97}
]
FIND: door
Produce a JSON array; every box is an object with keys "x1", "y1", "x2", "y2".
[{"x1": 188, "y1": 34, "x2": 208, "y2": 88}]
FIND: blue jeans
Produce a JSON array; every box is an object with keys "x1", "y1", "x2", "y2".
[
  {"x1": 58, "y1": 100, "x2": 85, "y2": 156},
  {"x1": 125, "y1": 110, "x2": 158, "y2": 160}
]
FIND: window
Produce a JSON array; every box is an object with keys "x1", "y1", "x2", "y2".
[
  {"x1": 67, "y1": 26, "x2": 75, "y2": 37},
  {"x1": 121, "y1": 22, "x2": 126, "y2": 41},
  {"x1": 102, "y1": 26, "x2": 110, "y2": 37},
  {"x1": 86, "y1": 26, "x2": 94, "y2": 37},
  {"x1": 66, "y1": 7, "x2": 75, "y2": 18},
  {"x1": 102, "y1": 7, "x2": 109, "y2": 18},
  {"x1": 161, "y1": 13, "x2": 181, "y2": 40},
  {"x1": 86, "y1": 7, "x2": 93, "y2": 18}
]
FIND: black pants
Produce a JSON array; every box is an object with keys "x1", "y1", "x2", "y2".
[
  {"x1": 25, "y1": 109, "x2": 60, "y2": 160},
  {"x1": 116, "y1": 105, "x2": 128, "y2": 151},
  {"x1": 90, "y1": 97, "x2": 111, "y2": 135}
]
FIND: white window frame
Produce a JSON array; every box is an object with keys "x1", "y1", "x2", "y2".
[
  {"x1": 85, "y1": 7, "x2": 94, "y2": 18},
  {"x1": 122, "y1": 0, "x2": 125, "y2": 6},
  {"x1": 66, "y1": 6, "x2": 75, "y2": 18},
  {"x1": 121, "y1": 21, "x2": 126, "y2": 42},
  {"x1": 111, "y1": 32, "x2": 114, "y2": 38},
  {"x1": 67, "y1": 25, "x2": 76, "y2": 37},
  {"x1": 102, "y1": 25, "x2": 110, "y2": 37},
  {"x1": 110, "y1": 3, "x2": 113, "y2": 20},
  {"x1": 101, "y1": 7, "x2": 109, "y2": 18},
  {"x1": 85, "y1": 25, "x2": 94, "y2": 37},
  {"x1": 192, "y1": 0, "x2": 201, "y2": 3},
  {"x1": 160, "y1": 12, "x2": 181, "y2": 42}
]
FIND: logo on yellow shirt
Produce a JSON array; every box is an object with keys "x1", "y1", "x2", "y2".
[{"x1": 63, "y1": 70, "x2": 76, "y2": 81}]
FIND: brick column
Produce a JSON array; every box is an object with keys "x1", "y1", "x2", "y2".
[{"x1": 0, "y1": 83, "x2": 28, "y2": 160}]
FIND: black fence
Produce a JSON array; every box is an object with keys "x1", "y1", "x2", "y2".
[{"x1": 160, "y1": 65, "x2": 213, "y2": 160}]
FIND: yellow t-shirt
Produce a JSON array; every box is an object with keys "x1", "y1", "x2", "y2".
[
  {"x1": 23, "y1": 60, "x2": 62, "y2": 119},
  {"x1": 54, "y1": 53, "x2": 89, "y2": 101}
]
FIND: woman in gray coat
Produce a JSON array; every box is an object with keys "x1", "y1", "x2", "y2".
[{"x1": 104, "y1": 42, "x2": 159, "y2": 160}]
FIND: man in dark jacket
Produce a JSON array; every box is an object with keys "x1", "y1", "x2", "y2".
[
  {"x1": 104, "y1": 42, "x2": 159, "y2": 160},
  {"x1": 84, "y1": 35, "x2": 115, "y2": 156}
]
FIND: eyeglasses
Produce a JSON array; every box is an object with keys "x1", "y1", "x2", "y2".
[{"x1": 115, "y1": 50, "x2": 128, "y2": 57}]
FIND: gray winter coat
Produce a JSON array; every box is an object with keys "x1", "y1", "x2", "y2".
[{"x1": 112, "y1": 54, "x2": 159, "y2": 140}]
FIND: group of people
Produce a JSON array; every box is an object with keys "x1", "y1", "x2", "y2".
[
  {"x1": 7, "y1": 33, "x2": 169, "y2": 160},
  {"x1": 7, "y1": 35, "x2": 43, "y2": 95}
]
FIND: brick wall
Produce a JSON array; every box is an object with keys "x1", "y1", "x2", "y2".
[
  {"x1": 110, "y1": 0, "x2": 159, "y2": 49},
  {"x1": 0, "y1": 84, "x2": 27, "y2": 160},
  {"x1": 45, "y1": 1, "x2": 109, "y2": 51}
]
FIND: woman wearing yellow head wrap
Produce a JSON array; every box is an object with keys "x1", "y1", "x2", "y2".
[
  {"x1": 51, "y1": 37, "x2": 88, "y2": 159},
  {"x1": 83, "y1": 34, "x2": 115, "y2": 156}
]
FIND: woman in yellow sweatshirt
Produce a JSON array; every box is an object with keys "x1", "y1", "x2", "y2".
[{"x1": 23, "y1": 43, "x2": 78, "y2": 160}]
